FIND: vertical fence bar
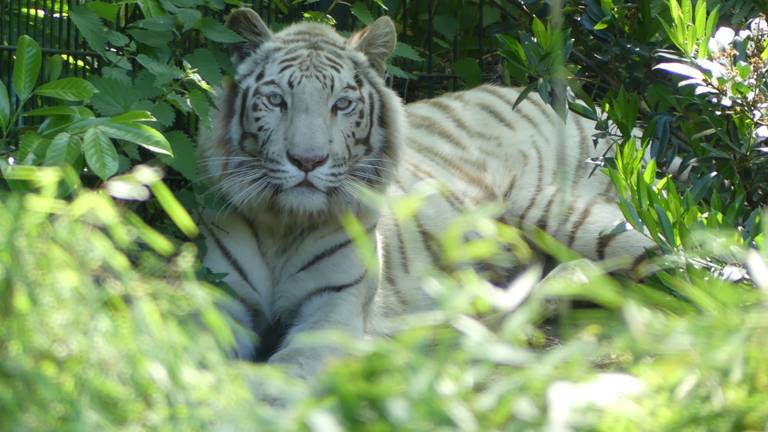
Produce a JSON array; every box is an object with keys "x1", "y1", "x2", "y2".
[
  {"x1": 478, "y1": 0, "x2": 484, "y2": 73},
  {"x1": 426, "y1": 0, "x2": 433, "y2": 98}
]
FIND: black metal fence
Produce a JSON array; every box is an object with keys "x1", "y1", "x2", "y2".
[{"x1": 0, "y1": 0, "x2": 505, "y2": 107}]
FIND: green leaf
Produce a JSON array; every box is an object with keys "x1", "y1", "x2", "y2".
[
  {"x1": 150, "y1": 180, "x2": 199, "y2": 238},
  {"x1": 88, "y1": 77, "x2": 141, "y2": 116},
  {"x1": 150, "y1": 102, "x2": 175, "y2": 128},
  {"x1": 386, "y1": 64, "x2": 417, "y2": 80},
  {"x1": 159, "y1": 131, "x2": 197, "y2": 181},
  {"x1": 188, "y1": 90, "x2": 210, "y2": 129},
  {"x1": 69, "y1": 6, "x2": 107, "y2": 54},
  {"x1": 199, "y1": 17, "x2": 243, "y2": 43},
  {"x1": 23, "y1": 106, "x2": 94, "y2": 118},
  {"x1": 433, "y1": 15, "x2": 458, "y2": 40},
  {"x1": 135, "y1": 55, "x2": 184, "y2": 86},
  {"x1": 175, "y1": 8, "x2": 202, "y2": 32},
  {"x1": 83, "y1": 127, "x2": 119, "y2": 180},
  {"x1": 452, "y1": 58, "x2": 482, "y2": 87},
  {"x1": 128, "y1": 28, "x2": 174, "y2": 48},
  {"x1": 393, "y1": 42, "x2": 423, "y2": 62},
  {"x1": 45, "y1": 55, "x2": 63, "y2": 82},
  {"x1": 34, "y1": 78, "x2": 98, "y2": 101},
  {"x1": 45, "y1": 132, "x2": 81, "y2": 166},
  {"x1": 653, "y1": 62, "x2": 704, "y2": 80},
  {"x1": 111, "y1": 110, "x2": 157, "y2": 123},
  {"x1": 136, "y1": 0, "x2": 165, "y2": 18},
  {"x1": 12, "y1": 35, "x2": 42, "y2": 102},
  {"x1": 351, "y1": 2, "x2": 374, "y2": 25},
  {"x1": 86, "y1": 1, "x2": 121, "y2": 23},
  {"x1": 0, "y1": 81, "x2": 9, "y2": 134},
  {"x1": 98, "y1": 121, "x2": 173, "y2": 156},
  {"x1": 184, "y1": 48, "x2": 223, "y2": 85},
  {"x1": 17, "y1": 131, "x2": 49, "y2": 164}
]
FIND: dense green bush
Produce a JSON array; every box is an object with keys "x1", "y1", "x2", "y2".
[{"x1": 1, "y1": 0, "x2": 768, "y2": 430}]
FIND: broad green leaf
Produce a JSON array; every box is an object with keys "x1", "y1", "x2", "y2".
[
  {"x1": 188, "y1": 90, "x2": 210, "y2": 129},
  {"x1": 12, "y1": 35, "x2": 42, "y2": 102},
  {"x1": 99, "y1": 121, "x2": 173, "y2": 156},
  {"x1": 127, "y1": 28, "x2": 173, "y2": 48},
  {"x1": 136, "y1": 0, "x2": 165, "y2": 18},
  {"x1": 150, "y1": 102, "x2": 175, "y2": 127},
  {"x1": 24, "y1": 106, "x2": 94, "y2": 118},
  {"x1": 185, "y1": 48, "x2": 223, "y2": 85},
  {"x1": 159, "y1": 131, "x2": 197, "y2": 181},
  {"x1": 89, "y1": 77, "x2": 142, "y2": 116},
  {"x1": 135, "y1": 54, "x2": 184, "y2": 86},
  {"x1": 176, "y1": 8, "x2": 202, "y2": 31},
  {"x1": 45, "y1": 132, "x2": 81, "y2": 166},
  {"x1": 34, "y1": 78, "x2": 98, "y2": 101},
  {"x1": 17, "y1": 131, "x2": 49, "y2": 164},
  {"x1": 111, "y1": 110, "x2": 156, "y2": 123},
  {"x1": 0, "y1": 81, "x2": 9, "y2": 133},
  {"x1": 199, "y1": 17, "x2": 243, "y2": 43},
  {"x1": 351, "y1": 2, "x2": 374, "y2": 25},
  {"x1": 150, "y1": 180, "x2": 199, "y2": 238},
  {"x1": 69, "y1": 6, "x2": 107, "y2": 54},
  {"x1": 83, "y1": 127, "x2": 119, "y2": 180}
]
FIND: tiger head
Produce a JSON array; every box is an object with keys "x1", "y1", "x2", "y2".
[{"x1": 202, "y1": 8, "x2": 403, "y2": 219}]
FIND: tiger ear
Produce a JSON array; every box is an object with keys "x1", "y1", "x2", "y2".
[
  {"x1": 225, "y1": 8, "x2": 273, "y2": 64},
  {"x1": 347, "y1": 16, "x2": 397, "y2": 75}
]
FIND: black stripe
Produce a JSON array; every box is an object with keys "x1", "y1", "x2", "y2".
[
  {"x1": 474, "y1": 101, "x2": 517, "y2": 130},
  {"x1": 293, "y1": 224, "x2": 376, "y2": 275},
  {"x1": 402, "y1": 162, "x2": 465, "y2": 211},
  {"x1": 596, "y1": 229, "x2": 622, "y2": 260},
  {"x1": 409, "y1": 139, "x2": 496, "y2": 198},
  {"x1": 301, "y1": 270, "x2": 368, "y2": 306},
  {"x1": 535, "y1": 191, "x2": 558, "y2": 231},
  {"x1": 518, "y1": 145, "x2": 545, "y2": 223},
  {"x1": 567, "y1": 196, "x2": 603, "y2": 247},
  {"x1": 201, "y1": 222, "x2": 259, "y2": 302},
  {"x1": 408, "y1": 112, "x2": 468, "y2": 151},
  {"x1": 478, "y1": 87, "x2": 545, "y2": 135},
  {"x1": 393, "y1": 220, "x2": 410, "y2": 274}
]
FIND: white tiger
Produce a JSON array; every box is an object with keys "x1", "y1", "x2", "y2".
[{"x1": 198, "y1": 8, "x2": 655, "y2": 378}]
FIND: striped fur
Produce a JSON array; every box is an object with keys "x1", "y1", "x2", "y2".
[{"x1": 198, "y1": 9, "x2": 654, "y2": 377}]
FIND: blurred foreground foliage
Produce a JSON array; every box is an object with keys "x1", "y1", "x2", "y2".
[
  {"x1": 2, "y1": 0, "x2": 768, "y2": 430},
  {"x1": 0, "y1": 168, "x2": 767, "y2": 430}
]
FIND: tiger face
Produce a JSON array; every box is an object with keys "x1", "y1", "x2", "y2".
[{"x1": 204, "y1": 8, "x2": 403, "y2": 218}]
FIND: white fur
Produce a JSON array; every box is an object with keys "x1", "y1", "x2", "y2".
[{"x1": 199, "y1": 13, "x2": 655, "y2": 378}]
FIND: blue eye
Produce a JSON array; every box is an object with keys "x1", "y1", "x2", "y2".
[
  {"x1": 334, "y1": 97, "x2": 355, "y2": 111},
  {"x1": 266, "y1": 93, "x2": 284, "y2": 107}
]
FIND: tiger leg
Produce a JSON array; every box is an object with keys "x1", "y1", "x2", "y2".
[{"x1": 267, "y1": 275, "x2": 374, "y2": 379}]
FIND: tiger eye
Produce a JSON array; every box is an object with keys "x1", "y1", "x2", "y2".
[
  {"x1": 334, "y1": 97, "x2": 353, "y2": 111},
  {"x1": 267, "y1": 93, "x2": 284, "y2": 107}
]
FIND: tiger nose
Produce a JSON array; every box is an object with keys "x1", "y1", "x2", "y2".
[{"x1": 287, "y1": 152, "x2": 329, "y2": 172}]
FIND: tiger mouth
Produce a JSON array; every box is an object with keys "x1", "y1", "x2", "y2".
[{"x1": 293, "y1": 178, "x2": 321, "y2": 191}]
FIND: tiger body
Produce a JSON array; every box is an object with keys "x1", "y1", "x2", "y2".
[{"x1": 199, "y1": 9, "x2": 653, "y2": 377}]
